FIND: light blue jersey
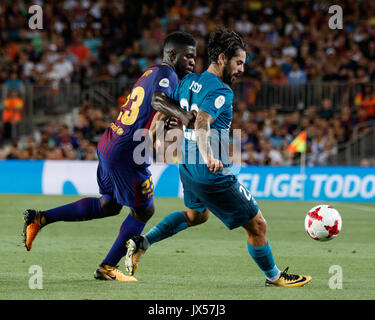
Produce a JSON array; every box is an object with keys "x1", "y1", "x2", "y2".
[{"x1": 170, "y1": 71, "x2": 234, "y2": 184}]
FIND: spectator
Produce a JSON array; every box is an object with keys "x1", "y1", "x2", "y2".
[
  {"x1": 282, "y1": 38, "x2": 298, "y2": 58},
  {"x1": 280, "y1": 55, "x2": 294, "y2": 76},
  {"x1": 5, "y1": 71, "x2": 24, "y2": 96},
  {"x1": 307, "y1": 127, "x2": 336, "y2": 166},
  {"x1": 2, "y1": 89, "x2": 24, "y2": 142},
  {"x1": 107, "y1": 53, "x2": 121, "y2": 77},
  {"x1": 235, "y1": 13, "x2": 253, "y2": 36},
  {"x1": 83, "y1": 29, "x2": 102, "y2": 59},
  {"x1": 70, "y1": 33, "x2": 91, "y2": 64},
  {"x1": 169, "y1": 0, "x2": 189, "y2": 21},
  {"x1": 319, "y1": 98, "x2": 334, "y2": 121},
  {"x1": 6, "y1": 142, "x2": 22, "y2": 159},
  {"x1": 285, "y1": 14, "x2": 304, "y2": 35},
  {"x1": 287, "y1": 62, "x2": 306, "y2": 87},
  {"x1": 354, "y1": 85, "x2": 375, "y2": 119},
  {"x1": 360, "y1": 158, "x2": 372, "y2": 167},
  {"x1": 54, "y1": 51, "x2": 74, "y2": 84},
  {"x1": 263, "y1": 141, "x2": 284, "y2": 165},
  {"x1": 54, "y1": 124, "x2": 80, "y2": 150}
]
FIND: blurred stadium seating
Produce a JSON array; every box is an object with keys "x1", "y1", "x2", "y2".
[{"x1": 0, "y1": 0, "x2": 374, "y2": 166}]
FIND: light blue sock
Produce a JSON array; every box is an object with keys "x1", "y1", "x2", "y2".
[
  {"x1": 247, "y1": 241, "x2": 280, "y2": 280},
  {"x1": 145, "y1": 211, "x2": 188, "y2": 246}
]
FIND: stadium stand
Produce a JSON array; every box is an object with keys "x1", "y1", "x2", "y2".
[{"x1": 0, "y1": 0, "x2": 374, "y2": 166}]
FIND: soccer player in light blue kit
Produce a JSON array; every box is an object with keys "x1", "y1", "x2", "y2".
[{"x1": 125, "y1": 29, "x2": 311, "y2": 287}]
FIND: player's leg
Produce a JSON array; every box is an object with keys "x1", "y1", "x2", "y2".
[
  {"x1": 219, "y1": 181, "x2": 311, "y2": 286},
  {"x1": 140, "y1": 169, "x2": 210, "y2": 247},
  {"x1": 43, "y1": 157, "x2": 123, "y2": 223},
  {"x1": 99, "y1": 204, "x2": 153, "y2": 267},
  {"x1": 137, "y1": 207, "x2": 209, "y2": 249},
  {"x1": 182, "y1": 178, "x2": 281, "y2": 281},
  {"x1": 241, "y1": 210, "x2": 281, "y2": 281},
  {"x1": 242, "y1": 211, "x2": 311, "y2": 287},
  {"x1": 124, "y1": 207, "x2": 209, "y2": 275},
  {"x1": 93, "y1": 156, "x2": 159, "y2": 281},
  {"x1": 184, "y1": 177, "x2": 311, "y2": 287},
  {"x1": 23, "y1": 158, "x2": 122, "y2": 251},
  {"x1": 124, "y1": 182, "x2": 210, "y2": 276},
  {"x1": 98, "y1": 164, "x2": 155, "y2": 267},
  {"x1": 94, "y1": 203, "x2": 153, "y2": 282},
  {"x1": 143, "y1": 187, "x2": 210, "y2": 246},
  {"x1": 44, "y1": 196, "x2": 119, "y2": 224},
  {"x1": 23, "y1": 196, "x2": 122, "y2": 251}
]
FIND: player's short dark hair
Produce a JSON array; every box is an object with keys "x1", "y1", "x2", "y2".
[
  {"x1": 208, "y1": 28, "x2": 247, "y2": 64},
  {"x1": 163, "y1": 31, "x2": 197, "y2": 52}
]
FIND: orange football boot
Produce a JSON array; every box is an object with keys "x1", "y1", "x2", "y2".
[
  {"x1": 265, "y1": 267, "x2": 312, "y2": 287},
  {"x1": 94, "y1": 264, "x2": 138, "y2": 282},
  {"x1": 23, "y1": 209, "x2": 43, "y2": 251}
]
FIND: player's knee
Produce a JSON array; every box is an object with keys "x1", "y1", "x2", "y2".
[
  {"x1": 244, "y1": 210, "x2": 267, "y2": 238},
  {"x1": 132, "y1": 204, "x2": 155, "y2": 223},
  {"x1": 100, "y1": 198, "x2": 122, "y2": 217},
  {"x1": 253, "y1": 211, "x2": 267, "y2": 236},
  {"x1": 184, "y1": 209, "x2": 210, "y2": 226}
]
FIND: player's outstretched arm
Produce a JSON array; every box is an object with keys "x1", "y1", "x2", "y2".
[
  {"x1": 149, "y1": 111, "x2": 168, "y2": 144},
  {"x1": 195, "y1": 109, "x2": 223, "y2": 173},
  {"x1": 151, "y1": 92, "x2": 196, "y2": 129}
]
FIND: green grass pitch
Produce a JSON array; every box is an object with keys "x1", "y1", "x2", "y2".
[{"x1": 1, "y1": 194, "x2": 374, "y2": 300}]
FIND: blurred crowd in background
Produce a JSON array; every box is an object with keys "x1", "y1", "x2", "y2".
[{"x1": 0, "y1": 0, "x2": 375, "y2": 166}]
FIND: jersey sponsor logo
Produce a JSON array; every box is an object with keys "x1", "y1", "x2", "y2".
[
  {"x1": 110, "y1": 123, "x2": 124, "y2": 135},
  {"x1": 189, "y1": 81, "x2": 202, "y2": 93},
  {"x1": 214, "y1": 95, "x2": 225, "y2": 109},
  {"x1": 142, "y1": 70, "x2": 153, "y2": 77},
  {"x1": 159, "y1": 78, "x2": 170, "y2": 88}
]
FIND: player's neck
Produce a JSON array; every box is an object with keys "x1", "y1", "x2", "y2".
[
  {"x1": 206, "y1": 64, "x2": 223, "y2": 81},
  {"x1": 162, "y1": 61, "x2": 175, "y2": 72}
]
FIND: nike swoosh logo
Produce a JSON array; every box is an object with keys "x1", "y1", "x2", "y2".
[
  {"x1": 279, "y1": 276, "x2": 307, "y2": 285},
  {"x1": 106, "y1": 273, "x2": 116, "y2": 280}
]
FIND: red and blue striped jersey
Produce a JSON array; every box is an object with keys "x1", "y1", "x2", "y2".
[{"x1": 97, "y1": 64, "x2": 178, "y2": 165}]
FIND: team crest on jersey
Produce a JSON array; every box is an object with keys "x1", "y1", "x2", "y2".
[
  {"x1": 215, "y1": 95, "x2": 225, "y2": 109},
  {"x1": 159, "y1": 78, "x2": 170, "y2": 88}
]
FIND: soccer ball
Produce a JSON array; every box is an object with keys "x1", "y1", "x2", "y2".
[{"x1": 305, "y1": 204, "x2": 342, "y2": 241}]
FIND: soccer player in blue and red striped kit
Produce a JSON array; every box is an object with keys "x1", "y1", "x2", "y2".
[{"x1": 23, "y1": 32, "x2": 197, "y2": 281}]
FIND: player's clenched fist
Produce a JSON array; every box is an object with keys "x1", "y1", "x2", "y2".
[
  {"x1": 181, "y1": 110, "x2": 197, "y2": 129},
  {"x1": 205, "y1": 155, "x2": 223, "y2": 173}
]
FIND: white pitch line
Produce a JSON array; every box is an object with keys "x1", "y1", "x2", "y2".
[{"x1": 338, "y1": 203, "x2": 375, "y2": 212}]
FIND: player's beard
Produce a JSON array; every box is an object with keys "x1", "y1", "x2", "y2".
[
  {"x1": 175, "y1": 60, "x2": 193, "y2": 79},
  {"x1": 223, "y1": 61, "x2": 242, "y2": 86},
  {"x1": 223, "y1": 62, "x2": 234, "y2": 85}
]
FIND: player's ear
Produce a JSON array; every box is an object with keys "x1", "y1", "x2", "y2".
[
  {"x1": 218, "y1": 53, "x2": 227, "y2": 67},
  {"x1": 168, "y1": 49, "x2": 177, "y2": 64}
]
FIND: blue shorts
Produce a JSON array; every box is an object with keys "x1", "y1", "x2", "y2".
[
  {"x1": 180, "y1": 169, "x2": 259, "y2": 230},
  {"x1": 97, "y1": 152, "x2": 154, "y2": 210}
]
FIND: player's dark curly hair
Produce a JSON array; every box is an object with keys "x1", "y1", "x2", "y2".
[
  {"x1": 163, "y1": 31, "x2": 197, "y2": 52},
  {"x1": 208, "y1": 28, "x2": 247, "y2": 64}
]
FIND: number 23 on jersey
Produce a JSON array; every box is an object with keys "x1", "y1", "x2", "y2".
[{"x1": 117, "y1": 86, "x2": 145, "y2": 126}]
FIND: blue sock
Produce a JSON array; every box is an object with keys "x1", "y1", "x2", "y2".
[
  {"x1": 247, "y1": 241, "x2": 280, "y2": 279},
  {"x1": 102, "y1": 213, "x2": 146, "y2": 266},
  {"x1": 145, "y1": 211, "x2": 188, "y2": 246},
  {"x1": 44, "y1": 197, "x2": 103, "y2": 224}
]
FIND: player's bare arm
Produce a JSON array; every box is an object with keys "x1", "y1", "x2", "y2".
[
  {"x1": 151, "y1": 92, "x2": 196, "y2": 129},
  {"x1": 194, "y1": 109, "x2": 223, "y2": 173},
  {"x1": 149, "y1": 111, "x2": 168, "y2": 143}
]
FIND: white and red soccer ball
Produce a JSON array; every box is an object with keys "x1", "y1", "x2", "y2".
[{"x1": 305, "y1": 204, "x2": 342, "y2": 241}]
